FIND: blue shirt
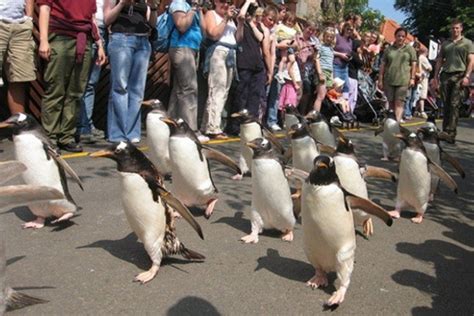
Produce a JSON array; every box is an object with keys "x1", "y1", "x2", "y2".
[
  {"x1": 319, "y1": 44, "x2": 334, "y2": 71},
  {"x1": 169, "y1": 0, "x2": 202, "y2": 50}
]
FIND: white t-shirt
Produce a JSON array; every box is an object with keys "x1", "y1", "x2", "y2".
[
  {"x1": 213, "y1": 10, "x2": 236, "y2": 51},
  {"x1": 0, "y1": 0, "x2": 29, "y2": 23}
]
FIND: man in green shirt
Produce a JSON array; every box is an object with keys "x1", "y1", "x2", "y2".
[{"x1": 433, "y1": 19, "x2": 474, "y2": 143}]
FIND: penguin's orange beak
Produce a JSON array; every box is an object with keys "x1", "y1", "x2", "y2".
[
  {"x1": 287, "y1": 128, "x2": 296, "y2": 136},
  {"x1": 89, "y1": 150, "x2": 114, "y2": 158},
  {"x1": 230, "y1": 112, "x2": 242, "y2": 118},
  {"x1": 161, "y1": 118, "x2": 177, "y2": 127},
  {"x1": 0, "y1": 121, "x2": 12, "y2": 129},
  {"x1": 246, "y1": 142, "x2": 258, "y2": 149},
  {"x1": 393, "y1": 133, "x2": 405, "y2": 140},
  {"x1": 141, "y1": 99, "x2": 156, "y2": 107},
  {"x1": 316, "y1": 161, "x2": 328, "y2": 169}
]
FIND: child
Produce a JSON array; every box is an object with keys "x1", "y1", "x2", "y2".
[
  {"x1": 274, "y1": 12, "x2": 300, "y2": 84},
  {"x1": 279, "y1": 58, "x2": 302, "y2": 112},
  {"x1": 327, "y1": 77, "x2": 351, "y2": 114},
  {"x1": 313, "y1": 27, "x2": 336, "y2": 112}
]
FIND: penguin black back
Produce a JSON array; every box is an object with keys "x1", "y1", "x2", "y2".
[
  {"x1": 288, "y1": 123, "x2": 309, "y2": 140},
  {"x1": 308, "y1": 155, "x2": 339, "y2": 186},
  {"x1": 247, "y1": 138, "x2": 276, "y2": 160}
]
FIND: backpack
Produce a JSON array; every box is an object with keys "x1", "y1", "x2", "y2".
[{"x1": 152, "y1": 6, "x2": 175, "y2": 53}]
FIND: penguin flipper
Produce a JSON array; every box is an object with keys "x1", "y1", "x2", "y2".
[
  {"x1": 374, "y1": 125, "x2": 384, "y2": 136},
  {"x1": 179, "y1": 243, "x2": 206, "y2": 260},
  {"x1": 201, "y1": 146, "x2": 242, "y2": 175},
  {"x1": 0, "y1": 161, "x2": 26, "y2": 185},
  {"x1": 158, "y1": 188, "x2": 204, "y2": 240},
  {"x1": 46, "y1": 146, "x2": 84, "y2": 190},
  {"x1": 441, "y1": 151, "x2": 465, "y2": 178},
  {"x1": 342, "y1": 189, "x2": 393, "y2": 226},
  {"x1": 0, "y1": 185, "x2": 64, "y2": 210},
  {"x1": 284, "y1": 167, "x2": 309, "y2": 183},
  {"x1": 318, "y1": 144, "x2": 336, "y2": 155},
  {"x1": 5, "y1": 287, "x2": 48, "y2": 311},
  {"x1": 261, "y1": 126, "x2": 285, "y2": 155},
  {"x1": 362, "y1": 165, "x2": 397, "y2": 182},
  {"x1": 428, "y1": 160, "x2": 458, "y2": 193},
  {"x1": 282, "y1": 146, "x2": 292, "y2": 165}
]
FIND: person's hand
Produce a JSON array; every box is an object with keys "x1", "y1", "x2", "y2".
[
  {"x1": 377, "y1": 79, "x2": 383, "y2": 91},
  {"x1": 226, "y1": 5, "x2": 237, "y2": 19},
  {"x1": 431, "y1": 78, "x2": 439, "y2": 91},
  {"x1": 39, "y1": 40, "x2": 50, "y2": 61},
  {"x1": 266, "y1": 72, "x2": 273, "y2": 85},
  {"x1": 294, "y1": 82, "x2": 301, "y2": 91},
  {"x1": 409, "y1": 78, "x2": 415, "y2": 88},
  {"x1": 461, "y1": 76, "x2": 470, "y2": 87},
  {"x1": 96, "y1": 45, "x2": 107, "y2": 66},
  {"x1": 338, "y1": 53, "x2": 349, "y2": 61}
]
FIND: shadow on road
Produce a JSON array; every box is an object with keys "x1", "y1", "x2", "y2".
[
  {"x1": 212, "y1": 211, "x2": 249, "y2": 234},
  {"x1": 167, "y1": 296, "x2": 221, "y2": 316}
]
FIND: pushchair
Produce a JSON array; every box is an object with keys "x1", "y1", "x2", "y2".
[
  {"x1": 320, "y1": 97, "x2": 359, "y2": 129},
  {"x1": 353, "y1": 70, "x2": 387, "y2": 124}
]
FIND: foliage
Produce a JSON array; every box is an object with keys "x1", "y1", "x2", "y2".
[
  {"x1": 344, "y1": 0, "x2": 385, "y2": 32},
  {"x1": 394, "y1": 0, "x2": 474, "y2": 44}
]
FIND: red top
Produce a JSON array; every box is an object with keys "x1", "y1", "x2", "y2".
[{"x1": 37, "y1": 0, "x2": 99, "y2": 62}]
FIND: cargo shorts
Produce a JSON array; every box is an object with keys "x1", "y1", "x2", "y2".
[{"x1": 0, "y1": 19, "x2": 36, "y2": 82}]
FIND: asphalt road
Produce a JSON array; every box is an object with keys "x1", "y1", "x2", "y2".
[{"x1": 1, "y1": 118, "x2": 473, "y2": 315}]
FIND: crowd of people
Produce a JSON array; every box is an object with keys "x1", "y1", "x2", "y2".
[{"x1": 0, "y1": 0, "x2": 473, "y2": 151}]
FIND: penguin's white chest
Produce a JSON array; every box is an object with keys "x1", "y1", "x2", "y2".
[
  {"x1": 146, "y1": 114, "x2": 171, "y2": 174},
  {"x1": 252, "y1": 159, "x2": 295, "y2": 231},
  {"x1": 119, "y1": 172, "x2": 166, "y2": 245},
  {"x1": 13, "y1": 134, "x2": 63, "y2": 192},
  {"x1": 309, "y1": 122, "x2": 336, "y2": 147},
  {"x1": 292, "y1": 136, "x2": 319, "y2": 173},
  {"x1": 382, "y1": 119, "x2": 401, "y2": 156},
  {"x1": 168, "y1": 137, "x2": 214, "y2": 205},
  {"x1": 301, "y1": 183, "x2": 355, "y2": 271},
  {"x1": 398, "y1": 148, "x2": 431, "y2": 209}
]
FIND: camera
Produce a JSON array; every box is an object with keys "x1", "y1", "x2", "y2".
[
  {"x1": 191, "y1": 0, "x2": 212, "y2": 9},
  {"x1": 247, "y1": 3, "x2": 258, "y2": 16}
]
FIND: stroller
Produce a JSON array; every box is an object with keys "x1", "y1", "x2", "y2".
[
  {"x1": 353, "y1": 70, "x2": 387, "y2": 125},
  {"x1": 320, "y1": 97, "x2": 359, "y2": 129}
]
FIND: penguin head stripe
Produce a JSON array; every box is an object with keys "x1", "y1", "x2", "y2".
[
  {"x1": 17, "y1": 113, "x2": 27, "y2": 122},
  {"x1": 117, "y1": 141, "x2": 128, "y2": 150}
]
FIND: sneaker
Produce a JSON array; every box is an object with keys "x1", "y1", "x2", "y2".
[
  {"x1": 420, "y1": 112, "x2": 428, "y2": 119},
  {"x1": 92, "y1": 128, "x2": 105, "y2": 139},
  {"x1": 400, "y1": 119, "x2": 406, "y2": 123},
  {"x1": 270, "y1": 124, "x2": 282, "y2": 132},
  {"x1": 274, "y1": 72, "x2": 285, "y2": 84},
  {"x1": 130, "y1": 138, "x2": 141, "y2": 144},
  {"x1": 80, "y1": 134, "x2": 97, "y2": 144},
  {"x1": 58, "y1": 142, "x2": 83, "y2": 153},
  {"x1": 196, "y1": 133, "x2": 209, "y2": 143}
]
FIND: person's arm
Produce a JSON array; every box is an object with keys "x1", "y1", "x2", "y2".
[
  {"x1": 104, "y1": 0, "x2": 130, "y2": 26},
  {"x1": 249, "y1": 20, "x2": 263, "y2": 42},
  {"x1": 377, "y1": 60, "x2": 385, "y2": 90},
  {"x1": 409, "y1": 60, "x2": 417, "y2": 87},
  {"x1": 432, "y1": 46, "x2": 445, "y2": 91},
  {"x1": 262, "y1": 29, "x2": 275, "y2": 84},
  {"x1": 204, "y1": 7, "x2": 236, "y2": 41},
  {"x1": 25, "y1": 0, "x2": 34, "y2": 18},
  {"x1": 92, "y1": 15, "x2": 107, "y2": 66},
  {"x1": 146, "y1": 0, "x2": 158, "y2": 26},
  {"x1": 38, "y1": 4, "x2": 51, "y2": 61},
  {"x1": 462, "y1": 53, "x2": 473, "y2": 87},
  {"x1": 235, "y1": 14, "x2": 244, "y2": 43}
]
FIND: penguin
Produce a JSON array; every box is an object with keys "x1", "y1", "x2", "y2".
[
  {"x1": 304, "y1": 110, "x2": 338, "y2": 148},
  {"x1": 229, "y1": 110, "x2": 284, "y2": 180},
  {"x1": 90, "y1": 142, "x2": 205, "y2": 283},
  {"x1": 0, "y1": 113, "x2": 83, "y2": 229},
  {"x1": 416, "y1": 124, "x2": 465, "y2": 201},
  {"x1": 374, "y1": 110, "x2": 401, "y2": 161},
  {"x1": 333, "y1": 135, "x2": 397, "y2": 237},
  {"x1": 162, "y1": 118, "x2": 241, "y2": 218},
  {"x1": 389, "y1": 131, "x2": 458, "y2": 223},
  {"x1": 240, "y1": 138, "x2": 295, "y2": 243},
  {"x1": 142, "y1": 99, "x2": 172, "y2": 178},
  {"x1": 287, "y1": 123, "x2": 320, "y2": 173},
  {"x1": 283, "y1": 106, "x2": 301, "y2": 133},
  {"x1": 0, "y1": 161, "x2": 62, "y2": 314},
  {"x1": 294, "y1": 155, "x2": 392, "y2": 306}
]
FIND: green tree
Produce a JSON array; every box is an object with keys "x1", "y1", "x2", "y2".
[
  {"x1": 344, "y1": 0, "x2": 385, "y2": 32},
  {"x1": 395, "y1": 0, "x2": 474, "y2": 44}
]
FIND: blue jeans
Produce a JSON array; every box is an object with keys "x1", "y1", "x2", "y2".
[
  {"x1": 77, "y1": 26, "x2": 107, "y2": 135},
  {"x1": 333, "y1": 63, "x2": 349, "y2": 93},
  {"x1": 266, "y1": 77, "x2": 282, "y2": 126},
  {"x1": 107, "y1": 33, "x2": 151, "y2": 142},
  {"x1": 404, "y1": 86, "x2": 419, "y2": 118}
]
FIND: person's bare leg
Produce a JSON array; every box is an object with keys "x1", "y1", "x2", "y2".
[
  {"x1": 313, "y1": 84, "x2": 326, "y2": 112},
  {"x1": 8, "y1": 82, "x2": 26, "y2": 114},
  {"x1": 394, "y1": 100, "x2": 404, "y2": 122}
]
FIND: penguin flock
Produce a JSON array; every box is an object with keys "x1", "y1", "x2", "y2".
[{"x1": 0, "y1": 105, "x2": 466, "y2": 311}]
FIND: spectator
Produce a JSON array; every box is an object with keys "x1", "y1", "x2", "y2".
[
  {"x1": 0, "y1": 0, "x2": 35, "y2": 115},
  {"x1": 333, "y1": 22, "x2": 353, "y2": 99},
  {"x1": 348, "y1": 40, "x2": 364, "y2": 113},
  {"x1": 432, "y1": 18, "x2": 473, "y2": 142},
  {"x1": 274, "y1": 11, "x2": 299, "y2": 84},
  {"x1": 296, "y1": 22, "x2": 319, "y2": 114},
  {"x1": 167, "y1": 0, "x2": 207, "y2": 142},
  {"x1": 201, "y1": 0, "x2": 238, "y2": 140},
  {"x1": 104, "y1": 0, "x2": 157, "y2": 144},
  {"x1": 226, "y1": 0, "x2": 265, "y2": 134},
  {"x1": 77, "y1": 0, "x2": 107, "y2": 144},
  {"x1": 378, "y1": 27, "x2": 417, "y2": 122},
  {"x1": 38, "y1": 0, "x2": 106, "y2": 152},
  {"x1": 352, "y1": 14, "x2": 363, "y2": 41},
  {"x1": 278, "y1": 52, "x2": 301, "y2": 112},
  {"x1": 312, "y1": 26, "x2": 336, "y2": 112},
  {"x1": 403, "y1": 41, "x2": 421, "y2": 121},
  {"x1": 415, "y1": 45, "x2": 432, "y2": 118}
]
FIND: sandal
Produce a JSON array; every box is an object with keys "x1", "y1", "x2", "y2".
[{"x1": 207, "y1": 133, "x2": 229, "y2": 140}]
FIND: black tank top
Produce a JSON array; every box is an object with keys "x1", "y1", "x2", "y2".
[
  {"x1": 110, "y1": 1, "x2": 151, "y2": 35},
  {"x1": 237, "y1": 21, "x2": 265, "y2": 71}
]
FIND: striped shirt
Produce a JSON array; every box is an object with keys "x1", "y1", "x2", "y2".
[{"x1": 319, "y1": 44, "x2": 334, "y2": 71}]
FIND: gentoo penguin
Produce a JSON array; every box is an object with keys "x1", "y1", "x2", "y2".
[
  {"x1": 163, "y1": 118, "x2": 241, "y2": 218},
  {"x1": 417, "y1": 125, "x2": 465, "y2": 201},
  {"x1": 142, "y1": 99, "x2": 172, "y2": 178},
  {"x1": 90, "y1": 142, "x2": 205, "y2": 283},
  {"x1": 374, "y1": 110, "x2": 401, "y2": 161},
  {"x1": 304, "y1": 110, "x2": 338, "y2": 148},
  {"x1": 283, "y1": 106, "x2": 301, "y2": 133},
  {"x1": 240, "y1": 138, "x2": 295, "y2": 243},
  {"x1": 230, "y1": 109, "x2": 284, "y2": 180},
  {"x1": 389, "y1": 131, "x2": 458, "y2": 223},
  {"x1": 0, "y1": 161, "x2": 62, "y2": 313},
  {"x1": 295, "y1": 155, "x2": 392, "y2": 306},
  {"x1": 333, "y1": 135, "x2": 397, "y2": 237},
  {"x1": 287, "y1": 123, "x2": 320, "y2": 173},
  {"x1": 0, "y1": 114, "x2": 83, "y2": 229}
]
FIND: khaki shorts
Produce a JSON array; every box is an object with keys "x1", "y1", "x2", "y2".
[
  {"x1": 419, "y1": 78, "x2": 429, "y2": 99},
  {"x1": 384, "y1": 84, "x2": 408, "y2": 102},
  {"x1": 0, "y1": 19, "x2": 36, "y2": 82}
]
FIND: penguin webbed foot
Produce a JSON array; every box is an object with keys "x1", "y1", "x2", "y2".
[
  {"x1": 306, "y1": 271, "x2": 328, "y2": 289},
  {"x1": 204, "y1": 198, "x2": 218, "y2": 219},
  {"x1": 231, "y1": 173, "x2": 243, "y2": 181},
  {"x1": 50, "y1": 212, "x2": 74, "y2": 224},
  {"x1": 411, "y1": 214, "x2": 423, "y2": 224},
  {"x1": 240, "y1": 234, "x2": 259, "y2": 244},
  {"x1": 134, "y1": 265, "x2": 159, "y2": 284},
  {"x1": 326, "y1": 286, "x2": 347, "y2": 307},
  {"x1": 22, "y1": 217, "x2": 45, "y2": 229},
  {"x1": 281, "y1": 230, "x2": 293, "y2": 242},
  {"x1": 362, "y1": 218, "x2": 373, "y2": 237},
  {"x1": 387, "y1": 210, "x2": 401, "y2": 219}
]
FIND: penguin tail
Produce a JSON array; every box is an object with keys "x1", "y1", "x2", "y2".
[
  {"x1": 6, "y1": 288, "x2": 48, "y2": 311},
  {"x1": 180, "y1": 244, "x2": 205, "y2": 261}
]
